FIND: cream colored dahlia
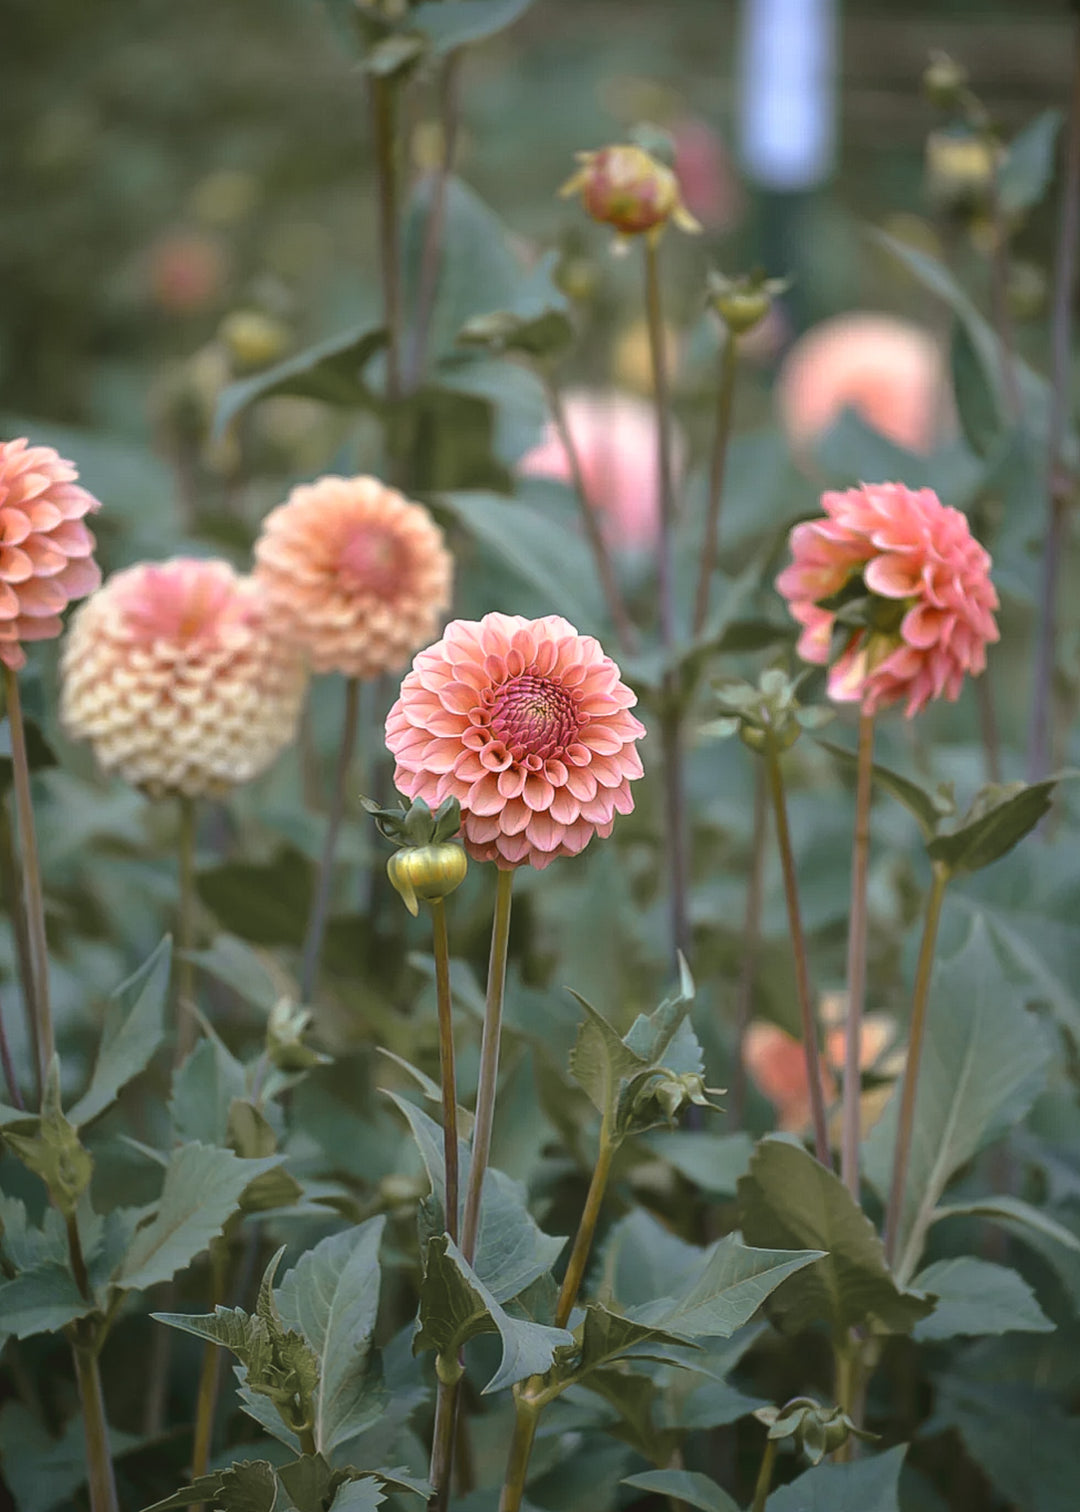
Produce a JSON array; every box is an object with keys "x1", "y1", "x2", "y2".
[
  {"x1": 59, "y1": 557, "x2": 306, "y2": 798},
  {"x1": 0, "y1": 437, "x2": 102, "y2": 671},
  {"x1": 253, "y1": 475, "x2": 453, "y2": 678},
  {"x1": 385, "y1": 613, "x2": 645, "y2": 870}
]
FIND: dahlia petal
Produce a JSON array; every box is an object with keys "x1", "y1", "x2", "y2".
[{"x1": 865, "y1": 553, "x2": 923, "y2": 598}]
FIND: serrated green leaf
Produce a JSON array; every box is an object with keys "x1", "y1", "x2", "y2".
[
  {"x1": 738, "y1": 1139, "x2": 931, "y2": 1339},
  {"x1": 863, "y1": 916, "x2": 1051, "y2": 1283},
  {"x1": 413, "y1": 1235, "x2": 573, "y2": 1393},
  {"x1": 568, "y1": 993, "x2": 646, "y2": 1119},
  {"x1": 570, "y1": 1304, "x2": 691, "y2": 1379},
  {"x1": 0, "y1": 1262, "x2": 96, "y2": 1339},
  {"x1": 68, "y1": 937, "x2": 172, "y2": 1128},
  {"x1": 622, "y1": 956, "x2": 696, "y2": 1064},
  {"x1": 277, "y1": 1454, "x2": 332, "y2": 1512},
  {"x1": 327, "y1": 1480, "x2": 385, "y2": 1512},
  {"x1": 999, "y1": 109, "x2": 1064, "y2": 216},
  {"x1": 410, "y1": 0, "x2": 533, "y2": 53},
  {"x1": 215, "y1": 327, "x2": 386, "y2": 437},
  {"x1": 926, "y1": 780, "x2": 1061, "y2": 874},
  {"x1": 275, "y1": 1218, "x2": 387, "y2": 1454},
  {"x1": 170, "y1": 1037, "x2": 248, "y2": 1146},
  {"x1": 765, "y1": 1444, "x2": 907, "y2": 1511},
  {"x1": 623, "y1": 1469, "x2": 739, "y2": 1512},
  {"x1": 140, "y1": 1460, "x2": 277, "y2": 1512},
  {"x1": 117, "y1": 1144, "x2": 284, "y2": 1292},
  {"x1": 912, "y1": 1257, "x2": 1053, "y2": 1341},
  {"x1": 630, "y1": 1233, "x2": 824, "y2": 1338}
]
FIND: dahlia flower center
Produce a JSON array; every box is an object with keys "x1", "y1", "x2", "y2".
[
  {"x1": 487, "y1": 674, "x2": 581, "y2": 761},
  {"x1": 338, "y1": 526, "x2": 406, "y2": 594}
]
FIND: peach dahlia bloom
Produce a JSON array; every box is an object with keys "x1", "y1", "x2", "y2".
[
  {"x1": 776, "y1": 313, "x2": 950, "y2": 457},
  {"x1": 744, "y1": 1014, "x2": 896, "y2": 1134},
  {"x1": 0, "y1": 438, "x2": 102, "y2": 671},
  {"x1": 776, "y1": 483, "x2": 999, "y2": 717},
  {"x1": 254, "y1": 475, "x2": 453, "y2": 679},
  {"x1": 60, "y1": 557, "x2": 306, "y2": 798},
  {"x1": 385, "y1": 613, "x2": 645, "y2": 870}
]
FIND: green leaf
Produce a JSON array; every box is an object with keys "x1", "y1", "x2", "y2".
[
  {"x1": 583, "y1": 1367, "x2": 679, "y2": 1465},
  {"x1": 0, "y1": 1401, "x2": 141, "y2": 1512},
  {"x1": 912, "y1": 1257, "x2": 1054, "y2": 1341},
  {"x1": 863, "y1": 916, "x2": 1051, "y2": 1283},
  {"x1": 215, "y1": 326, "x2": 386, "y2": 436},
  {"x1": 169, "y1": 1037, "x2": 248, "y2": 1146},
  {"x1": 815, "y1": 737, "x2": 953, "y2": 839},
  {"x1": 570, "y1": 1304, "x2": 690, "y2": 1378},
  {"x1": 196, "y1": 847, "x2": 315, "y2": 948},
  {"x1": 643, "y1": 1131, "x2": 754, "y2": 1196},
  {"x1": 738, "y1": 1139, "x2": 930, "y2": 1339},
  {"x1": 623, "y1": 1469, "x2": 739, "y2": 1512},
  {"x1": 0, "y1": 1262, "x2": 97, "y2": 1339},
  {"x1": 765, "y1": 1444, "x2": 907, "y2": 1511},
  {"x1": 930, "y1": 1376, "x2": 1080, "y2": 1512},
  {"x1": 140, "y1": 1461, "x2": 278, "y2": 1512},
  {"x1": 631, "y1": 1232, "x2": 824, "y2": 1338},
  {"x1": 117, "y1": 1144, "x2": 284, "y2": 1292},
  {"x1": 932, "y1": 1194, "x2": 1080, "y2": 1256},
  {"x1": 413, "y1": 1235, "x2": 573, "y2": 1393},
  {"x1": 926, "y1": 780, "x2": 1061, "y2": 874},
  {"x1": 410, "y1": 0, "x2": 533, "y2": 53},
  {"x1": 274, "y1": 1218, "x2": 387, "y2": 1455},
  {"x1": 277, "y1": 1454, "x2": 332, "y2": 1512},
  {"x1": 328, "y1": 1481, "x2": 385, "y2": 1512},
  {"x1": 568, "y1": 993, "x2": 647, "y2": 1119},
  {"x1": 68, "y1": 937, "x2": 173, "y2": 1128},
  {"x1": 999, "y1": 109, "x2": 1064, "y2": 216},
  {"x1": 457, "y1": 250, "x2": 573, "y2": 359},
  {"x1": 950, "y1": 319, "x2": 1002, "y2": 459}
]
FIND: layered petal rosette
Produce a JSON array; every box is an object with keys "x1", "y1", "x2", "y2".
[
  {"x1": 60, "y1": 557, "x2": 306, "y2": 798},
  {"x1": 776, "y1": 482, "x2": 999, "y2": 717},
  {"x1": 386, "y1": 613, "x2": 645, "y2": 870}
]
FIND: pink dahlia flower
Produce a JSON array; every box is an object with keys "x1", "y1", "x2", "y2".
[
  {"x1": 776, "y1": 483, "x2": 999, "y2": 717},
  {"x1": 254, "y1": 475, "x2": 453, "y2": 679},
  {"x1": 0, "y1": 438, "x2": 101, "y2": 671},
  {"x1": 671, "y1": 117, "x2": 744, "y2": 233},
  {"x1": 744, "y1": 1015, "x2": 896, "y2": 1134},
  {"x1": 776, "y1": 312, "x2": 951, "y2": 457},
  {"x1": 518, "y1": 390, "x2": 682, "y2": 553},
  {"x1": 385, "y1": 612, "x2": 645, "y2": 870},
  {"x1": 60, "y1": 557, "x2": 306, "y2": 798}
]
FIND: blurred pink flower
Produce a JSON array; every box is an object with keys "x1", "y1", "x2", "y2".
[
  {"x1": 0, "y1": 438, "x2": 101, "y2": 671},
  {"x1": 776, "y1": 482, "x2": 999, "y2": 717},
  {"x1": 518, "y1": 391, "x2": 681, "y2": 552},
  {"x1": 672, "y1": 117, "x2": 745, "y2": 233},
  {"x1": 385, "y1": 612, "x2": 645, "y2": 871},
  {"x1": 744, "y1": 1015, "x2": 896, "y2": 1134},
  {"x1": 148, "y1": 231, "x2": 228, "y2": 315},
  {"x1": 776, "y1": 313, "x2": 950, "y2": 456}
]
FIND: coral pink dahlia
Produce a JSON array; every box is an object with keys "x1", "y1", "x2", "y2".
[
  {"x1": 254, "y1": 475, "x2": 452, "y2": 679},
  {"x1": 776, "y1": 483, "x2": 999, "y2": 717},
  {"x1": 385, "y1": 613, "x2": 645, "y2": 870},
  {"x1": 59, "y1": 557, "x2": 307, "y2": 798},
  {"x1": 0, "y1": 437, "x2": 102, "y2": 671}
]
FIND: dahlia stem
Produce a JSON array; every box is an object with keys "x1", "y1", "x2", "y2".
[
  {"x1": 175, "y1": 795, "x2": 198, "y2": 1062},
  {"x1": 371, "y1": 72, "x2": 404, "y2": 411},
  {"x1": 300, "y1": 676, "x2": 360, "y2": 1004},
  {"x1": 555, "y1": 1116, "x2": 616, "y2": 1328},
  {"x1": 543, "y1": 376, "x2": 637, "y2": 655},
  {"x1": 763, "y1": 737, "x2": 831, "y2": 1166},
  {"x1": 404, "y1": 51, "x2": 462, "y2": 393},
  {"x1": 693, "y1": 328, "x2": 738, "y2": 634},
  {"x1": 841, "y1": 712, "x2": 875, "y2": 1199},
  {"x1": 190, "y1": 1243, "x2": 230, "y2": 1488},
  {"x1": 750, "y1": 1438, "x2": 778, "y2": 1512},
  {"x1": 883, "y1": 861, "x2": 951, "y2": 1276},
  {"x1": 1028, "y1": 15, "x2": 1080, "y2": 782},
  {"x1": 0, "y1": 804, "x2": 37, "y2": 1101},
  {"x1": 0, "y1": 986, "x2": 25, "y2": 1111},
  {"x1": 642, "y1": 239, "x2": 690, "y2": 961},
  {"x1": 499, "y1": 1393, "x2": 541, "y2": 1512},
  {"x1": 731, "y1": 764, "x2": 767, "y2": 1130},
  {"x1": 71, "y1": 1332, "x2": 120, "y2": 1512},
  {"x1": 427, "y1": 897, "x2": 460, "y2": 1512},
  {"x1": 2, "y1": 665, "x2": 53, "y2": 1100},
  {"x1": 460, "y1": 866, "x2": 514, "y2": 1263}
]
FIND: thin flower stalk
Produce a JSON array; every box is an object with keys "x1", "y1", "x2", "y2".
[
  {"x1": 731, "y1": 766, "x2": 767, "y2": 1129},
  {"x1": 693, "y1": 329, "x2": 738, "y2": 633},
  {"x1": 0, "y1": 804, "x2": 38, "y2": 1102},
  {"x1": 841, "y1": 713, "x2": 875, "y2": 1198},
  {"x1": 1028, "y1": 18, "x2": 1080, "y2": 781},
  {"x1": 176, "y1": 796, "x2": 198, "y2": 1062},
  {"x1": 427, "y1": 895, "x2": 461, "y2": 1512},
  {"x1": 763, "y1": 737, "x2": 831, "y2": 1166},
  {"x1": 3, "y1": 665, "x2": 53, "y2": 1097},
  {"x1": 0, "y1": 986, "x2": 24, "y2": 1111},
  {"x1": 190, "y1": 1245, "x2": 231, "y2": 1484},
  {"x1": 300, "y1": 677, "x2": 360, "y2": 1004},
  {"x1": 750, "y1": 1438, "x2": 779, "y2": 1512},
  {"x1": 883, "y1": 861, "x2": 952, "y2": 1274},
  {"x1": 66, "y1": 1216, "x2": 119, "y2": 1512}
]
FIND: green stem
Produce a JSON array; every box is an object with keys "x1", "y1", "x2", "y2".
[
  {"x1": 0, "y1": 804, "x2": 38, "y2": 1102},
  {"x1": 190, "y1": 1245, "x2": 230, "y2": 1484},
  {"x1": 841, "y1": 713, "x2": 875, "y2": 1199},
  {"x1": 498, "y1": 1395, "x2": 540, "y2": 1512},
  {"x1": 300, "y1": 677, "x2": 360, "y2": 1004},
  {"x1": 730, "y1": 764, "x2": 767, "y2": 1129},
  {"x1": 763, "y1": 740, "x2": 831, "y2": 1166},
  {"x1": 427, "y1": 897, "x2": 460, "y2": 1512},
  {"x1": 175, "y1": 795, "x2": 198, "y2": 1063},
  {"x1": 3, "y1": 665, "x2": 53, "y2": 1099},
  {"x1": 72, "y1": 1335, "x2": 120, "y2": 1512},
  {"x1": 0, "y1": 985, "x2": 25, "y2": 1111},
  {"x1": 884, "y1": 862, "x2": 951, "y2": 1276},
  {"x1": 544, "y1": 376, "x2": 636, "y2": 655},
  {"x1": 555, "y1": 1121, "x2": 616, "y2": 1328},
  {"x1": 460, "y1": 866, "x2": 514, "y2": 1264},
  {"x1": 832, "y1": 1341, "x2": 856, "y2": 1460},
  {"x1": 693, "y1": 330, "x2": 738, "y2": 634},
  {"x1": 299, "y1": 1427, "x2": 318, "y2": 1458},
  {"x1": 750, "y1": 1438, "x2": 778, "y2": 1512}
]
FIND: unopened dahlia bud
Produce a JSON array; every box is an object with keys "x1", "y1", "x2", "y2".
[
  {"x1": 560, "y1": 144, "x2": 701, "y2": 241},
  {"x1": 0, "y1": 438, "x2": 102, "y2": 671},
  {"x1": 363, "y1": 794, "x2": 467, "y2": 916},
  {"x1": 925, "y1": 129, "x2": 997, "y2": 216},
  {"x1": 707, "y1": 270, "x2": 789, "y2": 337},
  {"x1": 923, "y1": 51, "x2": 969, "y2": 110},
  {"x1": 254, "y1": 475, "x2": 453, "y2": 680},
  {"x1": 59, "y1": 557, "x2": 306, "y2": 798},
  {"x1": 219, "y1": 310, "x2": 292, "y2": 373}
]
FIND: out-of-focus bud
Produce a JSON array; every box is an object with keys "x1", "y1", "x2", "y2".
[
  {"x1": 703, "y1": 668, "x2": 831, "y2": 756},
  {"x1": 556, "y1": 253, "x2": 599, "y2": 303},
  {"x1": 1007, "y1": 258, "x2": 1048, "y2": 321},
  {"x1": 267, "y1": 998, "x2": 328, "y2": 1070},
  {"x1": 707, "y1": 270, "x2": 790, "y2": 337},
  {"x1": 363, "y1": 794, "x2": 467, "y2": 916},
  {"x1": 219, "y1": 309, "x2": 292, "y2": 373},
  {"x1": 190, "y1": 168, "x2": 262, "y2": 229},
  {"x1": 560, "y1": 143, "x2": 701, "y2": 241},
  {"x1": 925, "y1": 129, "x2": 997, "y2": 217},
  {"x1": 3, "y1": 1061, "x2": 93, "y2": 1219},
  {"x1": 755, "y1": 1398, "x2": 877, "y2": 1466},
  {"x1": 923, "y1": 51, "x2": 969, "y2": 110}
]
